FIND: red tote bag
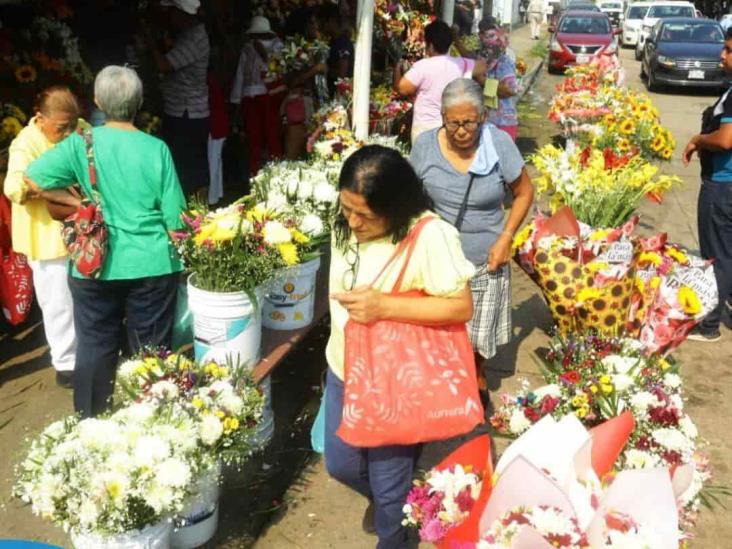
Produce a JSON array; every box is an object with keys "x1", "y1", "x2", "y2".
[
  {"x1": 337, "y1": 217, "x2": 484, "y2": 447},
  {"x1": 0, "y1": 195, "x2": 33, "y2": 325}
]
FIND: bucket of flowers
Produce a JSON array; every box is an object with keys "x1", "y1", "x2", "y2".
[
  {"x1": 14, "y1": 402, "x2": 208, "y2": 548},
  {"x1": 170, "y1": 199, "x2": 287, "y2": 366},
  {"x1": 115, "y1": 349, "x2": 265, "y2": 548}
]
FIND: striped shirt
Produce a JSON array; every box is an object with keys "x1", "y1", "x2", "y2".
[{"x1": 161, "y1": 24, "x2": 210, "y2": 118}]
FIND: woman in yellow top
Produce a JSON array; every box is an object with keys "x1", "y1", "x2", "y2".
[
  {"x1": 3, "y1": 86, "x2": 81, "y2": 388},
  {"x1": 326, "y1": 145, "x2": 476, "y2": 548}
]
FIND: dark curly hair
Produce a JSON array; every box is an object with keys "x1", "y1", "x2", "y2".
[{"x1": 334, "y1": 145, "x2": 434, "y2": 251}]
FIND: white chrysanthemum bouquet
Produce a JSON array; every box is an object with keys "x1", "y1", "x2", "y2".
[{"x1": 14, "y1": 402, "x2": 205, "y2": 538}]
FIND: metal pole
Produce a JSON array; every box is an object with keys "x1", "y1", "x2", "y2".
[
  {"x1": 352, "y1": 0, "x2": 374, "y2": 139},
  {"x1": 442, "y1": 0, "x2": 455, "y2": 26}
]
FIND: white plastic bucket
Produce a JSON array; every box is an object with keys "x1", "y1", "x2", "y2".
[
  {"x1": 262, "y1": 257, "x2": 321, "y2": 330},
  {"x1": 248, "y1": 375, "x2": 275, "y2": 449},
  {"x1": 71, "y1": 520, "x2": 171, "y2": 549},
  {"x1": 171, "y1": 462, "x2": 221, "y2": 549},
  {"x1": 187, "y1": 275, "x2": 262, "y2": 367}
]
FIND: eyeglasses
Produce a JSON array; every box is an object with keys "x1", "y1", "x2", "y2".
[
  {"x1": 443, "y1": 119, "x2": 480, "y2": 133},
  {"x1": 342, "y1": 242, "x2": 360, "y2": 291}
]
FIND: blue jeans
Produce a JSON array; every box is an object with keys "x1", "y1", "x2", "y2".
[
  {"x1": 324, "y1": 369, "x2": 417, "y2": 549},
  {"x1": 68, "y1": 273, "x2": 178, "y2": 418},
  {"x1": 698, "y1": 180, "x2": 732, "y2": 332}
]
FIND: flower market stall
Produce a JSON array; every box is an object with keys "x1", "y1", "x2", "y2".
[{"x1": 393, "y1": 57, "x2": 726, "y2": 549}]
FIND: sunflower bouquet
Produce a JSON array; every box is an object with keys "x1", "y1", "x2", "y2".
[
  {"x1": 531, "y1": 143, "x2": 681, "y2": 228},
  {"x1": 170, "y1": 200, "x2": 288, "y2": 294},
  {"x1": 586, "y1": 89, "x2": 676, "y2": 162}
]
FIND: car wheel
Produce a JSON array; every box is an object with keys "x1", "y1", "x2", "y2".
[
  {"x1": 647, "y1": 68, "x2": 660, "y2": 92},
  {"x1": 634, "y1": 46, "x2": 642, "y2": 61},
  {"x1": 640, "y1": 60, "x2": 647, "y2": 78}
]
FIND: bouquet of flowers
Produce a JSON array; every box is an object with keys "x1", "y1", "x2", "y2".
[
  {"x1": 478, "y1": 506, "x2": 589, "y2": 548},
  {"x1": 370, "y1": 84, "x2": 412, "y2": 121},
  {"x1": 14, "y1": 403, "x2": 206, "y2": 538},
  {"x1": 170, "y1": 200, "x2": 287, "y2": 293},
  {"x1": 630, "y1": 235, "x2": 718, "y2": 354},
  {"x1": 270, "y1": 35, "x2": 329, "y2": 77},
  {"x1": 513, "y1": 209, "x2": 641, "y2": 334},
  {"x1": 489, "y1": 334, "x2": 714, "y2": 536},
  {"x1": 403, "y1": 464, "x2": 483, "y2": 542},
  {"x1": 530, "y1": 144, "x2": 680, "y2": 227},
  {"x1": 251, "y1": 158, "x2": 340, "y2": 236},
  {"x1": 307, "y1": 103, "x2": 360, "y2": 161},
  {"x1": 587, "y1": 89, "x2": 675, "y2": 162},
  {"x1": 116, "y1": 349, "x2": 265, "y2": 465},
  {"x1": 490, "y1": 334, "x2": 675, "y2": 435}
]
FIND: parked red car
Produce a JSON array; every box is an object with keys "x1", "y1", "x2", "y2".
[{"x1": 549, "y1": 10, "x2": 621, "y2": 72}]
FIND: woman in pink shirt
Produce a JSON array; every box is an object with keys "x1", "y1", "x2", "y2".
[{"x1": 393, "y1": 21, "x2": 475, "y2": 144}]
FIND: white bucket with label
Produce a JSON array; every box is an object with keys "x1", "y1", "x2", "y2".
[
  {"x1": 171, "y1": 461, "x2": 221, "y2": 549},
  {"x1": 187, "y1": 275, "x2": 262, "y2": 367},
  {"x1": 249, "y1": 376, "x2": 275, "y2": 449},
  {"x1": 71, "y1": 520, "x2": 171, "y2": 549},
  {"x1": 262, "y1": 257, "x2": 321, "y2": 331}
]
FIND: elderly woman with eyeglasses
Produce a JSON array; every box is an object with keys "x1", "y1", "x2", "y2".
[
  {"x1": 410, "y1": 78, "x2": 534, "y2": 391},
  {"x1": 24, "y1": 65, "x2": 187, "y2": 418},
  {"x1": 326, "y1": 145, "x2": 476, "y2": 548}
]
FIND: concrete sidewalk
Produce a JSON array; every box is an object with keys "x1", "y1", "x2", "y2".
[{"x1": 252, "y1": 26, "x2": 551, "y2": 549}]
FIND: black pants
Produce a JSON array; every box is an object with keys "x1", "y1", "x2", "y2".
[
  {"x1": 698, "y1": 179, "x2": 732, "y2": 332},
  {"x1": 68, "y1": 273, "x2": 178, "y2": 417},
  {"x1": 162, "y1": 113, "x2": 210, "y2": 195}
]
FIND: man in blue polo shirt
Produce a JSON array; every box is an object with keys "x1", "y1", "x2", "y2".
[{"x1": 682, "y1": 27, "x2": 732, "y2": 341}]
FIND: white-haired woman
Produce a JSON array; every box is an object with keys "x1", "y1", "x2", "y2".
[
  {"x1": 410, "y1": 78, "x2": 534, "y2": 391},
  {"x1": 25, "y1": 65, "x2": 187, "y2": 418}
]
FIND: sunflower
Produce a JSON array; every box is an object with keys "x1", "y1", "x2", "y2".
[
  {"x1": 618, "y1": 119, "x2": 636, "y2": 135},
  {"x1": 617, "y1": 138, "x2": 632, "y2": 153},
  {"x1": 650, "y1": 135, "x2": 666, "y2": 152},
  {"x1": 678, "y1": 286, "x2": 702, "y2": 316},
  {"x1": 15, "y1": 65, "x2": 37, "y2": 83},
  {"x1": 2, "y1": 116, "x2": 22, "y2": 137},
  {"x1": 661, "y1": 147, "x2": 673, "y2": 160}
]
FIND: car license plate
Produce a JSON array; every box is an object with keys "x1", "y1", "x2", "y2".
[
  {"x1": 576, "y1": 54, "x2": 590, "y2": 64},
  {"x1": 688, "y1": 70, "x2": 705, "y2": 80}
]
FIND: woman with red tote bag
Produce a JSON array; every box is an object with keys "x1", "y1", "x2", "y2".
[{"x1": 326, "y1": 145, "x2": 483, "y2": 548}]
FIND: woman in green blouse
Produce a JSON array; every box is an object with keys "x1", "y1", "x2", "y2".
[{"x1": 26, "y1": 65, "x2": 187, "y2": 418}]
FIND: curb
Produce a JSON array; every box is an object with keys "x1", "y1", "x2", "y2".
[{"x1": 518, "y1": 56, "x2": 546, "y2": 102}]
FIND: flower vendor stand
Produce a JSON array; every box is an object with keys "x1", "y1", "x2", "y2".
[
  {"x1": 262, "y1": 256, "x2": 322, "y2": 330},
  {"x1": 171, "y1": 461, "x2": 222, "y2": 549},
  {"x1": 71, "y1": 521, "x2": 172, "y2": 549}
]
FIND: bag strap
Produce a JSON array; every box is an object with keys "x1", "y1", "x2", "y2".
[
  {"x1": 368, "y1": 216, "x2": 435, "y2": 292},
  {"x1": 80, "y1": 129, "x2": 100, "y2": 204},
  {"x1": 454, "y1": 173, "x2": 476, "y2": 232}
]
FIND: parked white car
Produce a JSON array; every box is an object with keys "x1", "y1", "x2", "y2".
[
  {"x1": 622, "y1": 1, "x2": 655, "y2": 47},
  {"x1": 598, "y1": 1, "x2": 624, "y2": 26},
  {"x1": 720, "y1": 13, "x2": 732, "y2": 32},
  {"x1": 634, "y1": 1, "x2": 697, "y2": 59}
]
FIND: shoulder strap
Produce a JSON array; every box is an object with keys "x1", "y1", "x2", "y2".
[
  {"x1": 454, "y1": 173, "x2": 476, "y2": 232},
  {"x1": 79, "y1": 128, "x2": 101, "y2": 205},
  {"x1": 368, "y1": 216, "x2": 435, "y2": 291},
  {"x1": 81, "y1": 129, "x2": 97, "y2": 187}
]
